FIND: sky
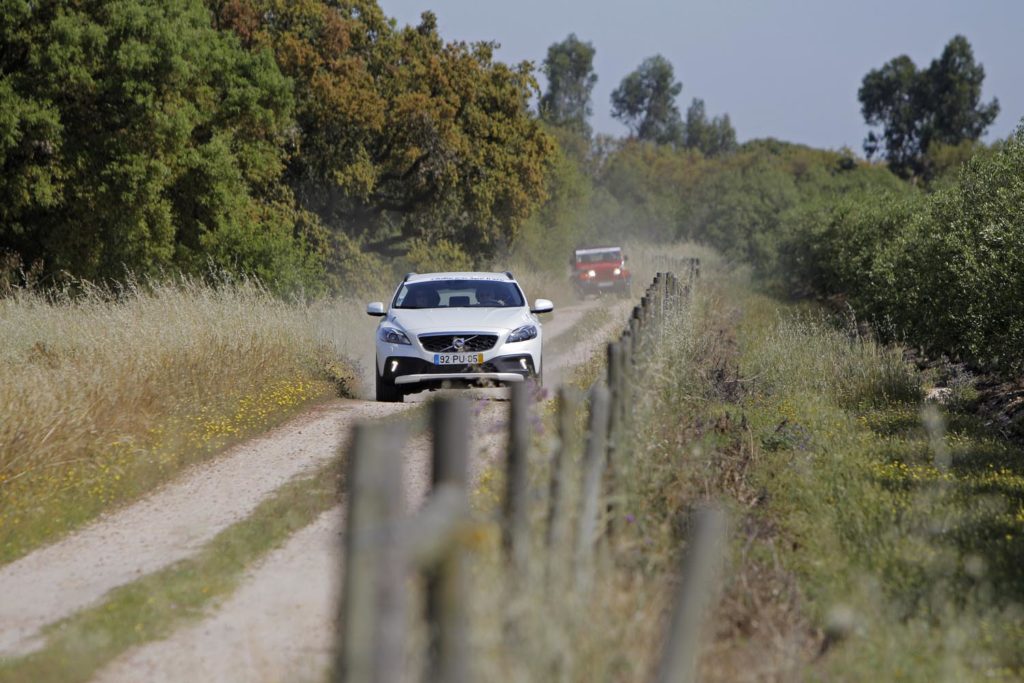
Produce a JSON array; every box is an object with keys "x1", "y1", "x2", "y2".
[{"x1": 378, "y1": 0, "x2": 1023, "y2": 152}]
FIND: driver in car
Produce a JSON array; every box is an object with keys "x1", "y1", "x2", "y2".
[
  {"x1": 409, "y1": 287, "x2": 437, "y2": 308},
  {"x1": 476, "y1": 284, "x2": 506, "y2": 307}
]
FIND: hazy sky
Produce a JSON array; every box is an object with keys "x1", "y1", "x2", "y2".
[{"x1": 379, "y1": 0, "x2": 1022, "y2": 152}]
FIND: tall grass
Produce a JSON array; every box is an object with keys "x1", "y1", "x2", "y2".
[
  {"x1": 392, "y1": 260, "x2": 719, "y2": 682},
  {"x1": 418, "y1": 257, "x2": 1023, "y2": 681},
  {"x1": 0, "y1": 278, "x2": 364, "y2": 562},
  {"x1": 734, "y1": 286, "x2": 1024, "y2": 680}
]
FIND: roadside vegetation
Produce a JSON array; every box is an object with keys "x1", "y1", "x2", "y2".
[
  {"x1": 0, "y1": 278, "x2": 362, "y2": 562},
  {"x1": 782, "y1": 127, "x2": 1024, "y2": 376},
  {"x1": 454, "y1": 261, "x2": 1024, "y2": 681},
  {"x1": 2, "y1": 1, "x2": 1022, "y2": 679},
  {"x1": 0, "y1": 445, "x2": 346, "y2": 683},
  {"x1": 733, "y1": 281, "x2": 1024, "y2": 680}
]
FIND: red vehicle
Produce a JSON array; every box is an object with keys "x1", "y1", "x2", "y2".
[{"x1": 571, "y1": 246, "x2": 632, "y2": 298}]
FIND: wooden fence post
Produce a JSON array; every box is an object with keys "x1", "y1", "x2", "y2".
[
  {"x1": 630, "y1": 308, "x2": 641, "y2": 357},
  {"x1": 605, "y1": 341, "x2": 622, "y2": 466},
  {"x1": 619, "y1": 333, "x2": 634, "y2": 436},
  {"x1": 336, "y1": 424, "x2": 407, "y2": 683},
  {"x1": 504, "y1": 382, "x2": 530, "y2": 579},
  {"x1": 546, "y1": 387, "x2": 581, "y2": 582},
  {"x1": 574, "y1": 384, "x2": 610, "y2": 588},
  {"x1": 426, "y1": 397, "x2": 471, "y2": 683},
  {"x1": 655, "y1": 505, "x2": 728, "y2": 683}
]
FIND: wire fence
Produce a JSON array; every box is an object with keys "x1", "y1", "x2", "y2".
[{"x1": 335, "y1": 262, "x2": 727, "y2": 683}]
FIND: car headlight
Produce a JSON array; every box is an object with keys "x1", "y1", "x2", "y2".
[
  {"x1": 507, "y1": 324, "x2": 537, "y2": 343},
  {"x1": 587, "y1": 269, "x2": 596, "y2": 278},
  {"x1": 613, "y1": 267, "x2": 622, "y2": 275},
  {"x1": 378, "y1": 327, "x2": 411, "y2": 345}
]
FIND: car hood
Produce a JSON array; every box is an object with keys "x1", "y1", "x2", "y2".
[{"x1": 388, "y1": 307, "x2": 534, "y2": 335}]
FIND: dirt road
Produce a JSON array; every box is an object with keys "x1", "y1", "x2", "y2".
[{"x1": 0, "y1": 296, "x2": 629, "y2": 678}]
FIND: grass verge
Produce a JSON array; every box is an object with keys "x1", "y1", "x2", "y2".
[
  {"x1": 734, "y1": 282, "x2": 1024, "y2": 681},
  {"x1": 0, "y1": 456, "x2": 342, "y2": 683},
  {"x1": 428, "y1": 259, "x2": 1024, "y2": 681},
  {"x1": 0, "y1": 278, "x2": 366, "y2": 563}
]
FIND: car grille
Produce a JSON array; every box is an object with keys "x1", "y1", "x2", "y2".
[{"x1": 418, "y1": 334, "x2": 498, "y2": 352}]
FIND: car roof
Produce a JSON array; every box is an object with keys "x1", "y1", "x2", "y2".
[
  {"x1": 404, "y1": 272, "x2": 516, "y2": 284},
  {"x1": 574, "y1": 247, "x2": 622, "y2": 255}
]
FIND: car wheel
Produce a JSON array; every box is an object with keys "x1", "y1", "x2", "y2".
[{"x1": 375, "y1": 365, "x2": 404, "y2": 403}]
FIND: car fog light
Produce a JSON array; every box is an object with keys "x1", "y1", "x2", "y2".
[
  {"x1": 519, "y1": 358, "x2": 529, "y2": 370},
  {"x1": 390, "y1": 360, "x2": 399, "y2": 373}
]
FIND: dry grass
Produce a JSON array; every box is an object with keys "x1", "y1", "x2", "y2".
[
  {"x1": 397, "y1": 244, "x2": 1024, "y2": 682},
  {"x1": 392, "y1": 250, "x2": 729, "y2": 682},
  {"x1": 0, "y1": 277, "x2": 364, "y2": 562}
]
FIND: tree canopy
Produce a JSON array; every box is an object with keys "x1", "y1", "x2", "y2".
[
  {"x1": 539, "y1": 34, "x2": 598, "y2": 137},
  {"x1": 859, "y1": 35, "x2": 999, "y2": 179},
  {"x1": 683, "y1": 98, "x2": 737, "y2": 157},
  {"x1": 610, "y1": 55, "x2": 684, "y2": 146},
  {"x1": 0, "y1": 0, "x2": 320, "y2": 290},
  {"x1": 0, "y1": 0, "x2": 560, "y2": 291},
  {"x1": 211, "y1": 1, "x2": 555, "y2": 273}
]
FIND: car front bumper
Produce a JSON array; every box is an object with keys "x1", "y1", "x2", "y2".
[{"x1": 378, "y1": 352, "x2": 539, "y2": 393}]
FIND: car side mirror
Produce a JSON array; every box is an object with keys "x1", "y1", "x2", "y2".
[
  {"x1": 623, "y1": 255, "x2": 628, "y2": 262},
  {"x1": 366, "y1": 302, "x2": 386, "y2": 317},
  {"x1": 531, "y1": 298, "x2": 554, "y2": 314}
]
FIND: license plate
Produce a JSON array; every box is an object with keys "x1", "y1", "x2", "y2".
[
  {"x1": 597, "y1": 281, "x2": 615, "y2": 288},
  {"x1": 434, "y1": 353, "x2": 484, "y2": 365}
]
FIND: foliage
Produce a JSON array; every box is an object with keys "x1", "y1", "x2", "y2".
[
  {"x1": 594, "y1": 139, "x2": 703, "y2": 243},
  {"x1": 511, "y1": 129, "x2": 594, "y2": 271},
  {"x1": 403, "y1": 237, "x2": 474, "y2": 274},
  {"x1": 212, "y1": 2, "x2": 556, "y2": 264},
  {"x1": 683, "y1": 98, "x2": 737, "y2": 157},
  {"x1": 610, "y1": 54, "x2": 685, "y2": 145},
  {"x1": 539, "y1": 34, "x2": 598, "y2": 137},
  {"x1": 784, "y1": 126, "x2": 1024, "y2": 373},
  {"x1": 592, "y1": 136, "x2": 902, "y2": 270},
  {"x1": 0, "y1": 0, "x2": 562, "y2": 293},
  {"x1": 737, "y1": 287, "x2": 1024, "y2": 680},
  {"x1": 859, "y1": 35, "x2": 999, "y2": 179},
  {"x1": 0, "y1": 0, "x2": 323, "y2": 293},
  {"x1": 0, "y1": 276, "x2": 366, "y2": 561}
]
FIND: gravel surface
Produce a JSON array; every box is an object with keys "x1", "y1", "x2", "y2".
[
  {"x1": 92, "y1": 414, "x2": 505, "y2": 683},
  {"x1": 0, "y1": 296, "x2": 625, "y2": 675},
  {"x1": 0, "y1": 400, "x2": 411, "y2": 656}
]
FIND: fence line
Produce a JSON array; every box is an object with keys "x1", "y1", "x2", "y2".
[{"x1": 335, "y1": 259, "x2": 725, "y2": 682}]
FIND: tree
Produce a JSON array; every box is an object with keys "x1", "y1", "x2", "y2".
[
  {"x1": 212, "y1": 2, "x2": 555, "y2": 269},
  {"x1": 610, "y1": 55, "x2": 684, "y2": 145},
  {"x1": 539, "y1": 34, "x2": 598, "y2": 137},
  {"x1": 859, "y1": 35, "x2": 999, "y2": 179},
  {"x1": 683, "y1": 98, "x2": 737, "y2": 157},
  {"x1": 0, "y1": 0, "x2": 321, "y2": 291}
]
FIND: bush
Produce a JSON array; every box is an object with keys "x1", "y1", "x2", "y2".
[{"x1": 780, "y1": 125, "x2": 1024, "y2": 373}]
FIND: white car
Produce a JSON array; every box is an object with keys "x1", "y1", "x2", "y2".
[{"x1": 366, "y1": 272, "x2": 553, "y2": 402}]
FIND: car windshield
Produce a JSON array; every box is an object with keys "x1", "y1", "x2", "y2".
[
  {"x1": 575, "y1": 249, "x2": 622, "y2": 264},
  {"x1": 393, "y1": 280, "x2": 525, "y2": 309}
]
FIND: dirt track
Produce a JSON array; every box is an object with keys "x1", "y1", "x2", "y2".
[{"x1": 0, "y1": 296, "x2": 629, "y2": 679}]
